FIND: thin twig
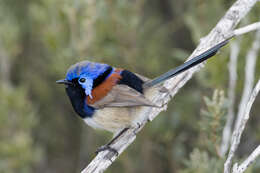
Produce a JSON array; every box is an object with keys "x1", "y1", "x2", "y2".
[
  {"x1": 234, "y1": 29, "x2": 260, "y2": 132},
  {"x1": 82, "y1": 0, "x2": 259, "y2": 172},
  {"x1": 233, "y1": 145, "x2": 260, "y2": 173},
  {"x1": 234, "y1": 22, "x2": 260, "y2": 36},
  {"x1": 224, "y1": 29, "x2": 260, "y2": 173},
  {"x1": 231, "y1": 80, "x2": 260, "y2": 173},
  {"x1": 220, "y1": 40, "x2": 240, "y2": 157}
]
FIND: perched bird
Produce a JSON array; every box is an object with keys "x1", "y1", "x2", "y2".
[{"x1": 57, "y1": 40, "x2": 229, "y2": 153}]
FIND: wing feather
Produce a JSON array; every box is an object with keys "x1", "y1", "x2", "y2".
[{"x1": 89, "y1": 84, "x2": 158, "y2": 108}]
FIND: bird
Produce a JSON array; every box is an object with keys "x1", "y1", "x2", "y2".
[{"x1": 56, "y1": 39, "x2": 229, "y2": 154}]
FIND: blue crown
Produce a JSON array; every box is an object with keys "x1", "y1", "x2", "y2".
[{"x1": 66, "y1": 61, "x2": 110, "y2": 81}]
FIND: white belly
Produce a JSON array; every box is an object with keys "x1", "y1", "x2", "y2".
[{"x1": 83, "y1": 106, "x2": 144, "y2": 133}]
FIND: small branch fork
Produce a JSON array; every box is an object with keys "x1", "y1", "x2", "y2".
[
  {"x1": 234, "y1": 28, "x2": 260, "y2": 133},
  {"x1": 234, "y1": 22, "x2": 260, "y2": 36},
  {"x1": 231, "y1": 80, "x2": 260, "y2": 173},
  {"x1": 81, "y1": 0, "x2": 260, "y2": 172},
  {"x1": 233, "y1": 145, "x2": 260, "y2": 173},
  {"x1": 224, "y1": 29, "x2": 260, "y2": 173}
]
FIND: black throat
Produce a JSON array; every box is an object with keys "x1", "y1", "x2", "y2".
[
  {"x1": 65, "y1": 79, "x2": 94, "y2": 118},
  {"x1": 65, "y1": 66, "x2": 113, "y2": 118}
]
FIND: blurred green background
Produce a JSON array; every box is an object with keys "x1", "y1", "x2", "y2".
[{"x1": 0, "y1": 0, "x2": 259, "y2": 172}]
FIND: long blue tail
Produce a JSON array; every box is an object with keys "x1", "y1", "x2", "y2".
[{"x1": 143, "y1": 39, "x2": 230, "y2": 88}]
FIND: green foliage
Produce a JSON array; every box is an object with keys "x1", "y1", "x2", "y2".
[
  {"x1": 179, "y1": 90, "x2": 228, "y2": 173},
  {"x1": 181, "y1": 149, "x2": 224, "y2": 173},
  {"x1": 0, "y1": 85, "x2": 41, "y2": 173},
  {"x1": 199, "y1": 90, "x2": 228, "y2": 156}
]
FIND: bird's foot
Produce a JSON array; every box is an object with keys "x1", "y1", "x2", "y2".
[
  {"x1": 133, "y1": 122, "x2": 142, "y2": 135},
  {"x1": 159, "y1": 86, "x2": 169, "y2": 93},
  {"x1": 95, "y1": 145, "x2": 118, "y2": 156}
]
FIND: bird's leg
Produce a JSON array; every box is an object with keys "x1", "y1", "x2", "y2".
[{"x1": 95, "y1": 127, "x2": 129, "y2": 155}]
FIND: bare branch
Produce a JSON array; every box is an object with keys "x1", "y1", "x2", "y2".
[
  {"x1": 234, "y1": 22, "x2": 260, "y2": 36},
  {"x1": 231, "y1": 79, "x2": 260, "y2": 173},
  {"x1": 234, "y1": 29, "x2": 260, "y2": 132},
  {"x1": 233, "y1": 145, "x2": 260, "y2": 173},
  {"x1": 220, "y1": 40, "x2": 240, "y2": 157},
  {"x1": 81, "y1": 0, "x2": 259, "y2": 172},
  {"x1": 224, "y1": 29, "x2": 260, "y2": 173}
]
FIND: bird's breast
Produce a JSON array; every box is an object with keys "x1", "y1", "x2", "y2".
[
  {"x1": 83, "y1": 107, "x2": 132, "y2": 133},
  {"x1": 83, "y1": 106, "x2": 145, "y2": 133}
]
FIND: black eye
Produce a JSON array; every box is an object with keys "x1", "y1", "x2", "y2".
[{"x1": 79, "y1": 78, "x2": 86, "y2": 83}]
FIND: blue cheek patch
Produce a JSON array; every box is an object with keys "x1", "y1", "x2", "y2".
[{"x1": 80, "y1": 77, "x2": 93, "y2": 98}]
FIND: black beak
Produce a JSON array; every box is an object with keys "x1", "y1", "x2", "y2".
[{"x1": 56, "y1": 79, "x2": 73, "y2": 85}]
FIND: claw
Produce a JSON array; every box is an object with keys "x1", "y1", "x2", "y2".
[
  {"x1": 133, "y1": 122, "x2": 142, "y2": 135},
  {"x1": 95, "y1": 145, "x2": 119, "y2": 156}
]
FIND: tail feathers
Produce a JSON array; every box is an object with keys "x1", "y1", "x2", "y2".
[{"x1": 143, "y1": 39, "x2": 230, "y2": 88}]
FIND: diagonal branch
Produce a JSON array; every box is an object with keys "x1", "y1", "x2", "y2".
[
  {"x1": 224, "y1": 28, "x2": 260, "y2": 173},
  {"x1": 221, "y1": 21, "x2": 260, "y2": 158},
  {"x1": 231, "y1": 79, "x2": 260, "y2": 173},
  {"x1": 234, "y1": 29, "x2": 260, "y2": 133},
  {"x1": 82, "y1": 0, "x2": 259, "y2": 172},
  {"x1": 233, "y1": 145, "x2": 260, "y2": 173}
]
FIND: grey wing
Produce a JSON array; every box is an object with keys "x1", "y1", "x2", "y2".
[{"x1": 89, "y1": 84, "x2": 159, "y2": 109}]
